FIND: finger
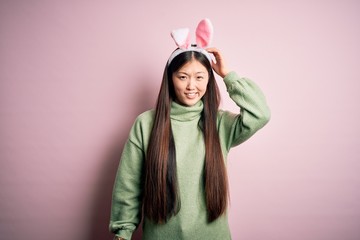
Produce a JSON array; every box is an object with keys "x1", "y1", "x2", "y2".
[
  {"x1": 208, "y1": 50, "x2": 224, "y2": 64},
  {"x1": 206, "y1": 47, "x2": 221, "y2": 56},
  {"x1": 206, "y1": 47, "x2": 217, "y2": 53}
]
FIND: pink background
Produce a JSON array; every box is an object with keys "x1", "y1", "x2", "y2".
[{"x1": 1, "y1": 1, "x2": 359, "y2": 240}]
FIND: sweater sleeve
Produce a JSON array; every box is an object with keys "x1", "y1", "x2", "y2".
[
  {"x1": 109, "y1": 119, "x2": 146, "y2": 240},
  {"x1": 218, "y1": 71, "x2": 271, "y2": 151}
]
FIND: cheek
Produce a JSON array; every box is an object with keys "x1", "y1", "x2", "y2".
[
  {"x1": 173, "y1": 78, "x2": 185, "y2": 90},
  {"x1": 173, "y1": 82, "x2": 185, "y2": 98},
  {"x1": 200, "y1": 81, "x2": 209, "y2": 92},
  {"x1": 174, "y1": 82, "x2": 186, "y2": 92}
]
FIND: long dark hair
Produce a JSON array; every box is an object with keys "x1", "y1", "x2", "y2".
[{"x1": 143, "y1": 51, "x2": 229, "y2": 223}]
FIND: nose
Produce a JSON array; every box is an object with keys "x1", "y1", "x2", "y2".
[{"x1": 186, "y1": 78, "x2": 196, "y2": 90}]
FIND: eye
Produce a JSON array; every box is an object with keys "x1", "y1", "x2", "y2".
[
  {"x1": 196, "y1": 76, "x2": 204, "y2": 81},
  {"x1": 179, "y1": 75, "x2": 187, "y2": 80}
]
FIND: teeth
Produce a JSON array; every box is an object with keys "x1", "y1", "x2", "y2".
[{"x1": 186, "y1": 93, "x2": 196, "y2": 96}]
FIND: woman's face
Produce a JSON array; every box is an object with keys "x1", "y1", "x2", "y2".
[{"x1": 172, "y1": 59, "x2": 209, "y2": 106}]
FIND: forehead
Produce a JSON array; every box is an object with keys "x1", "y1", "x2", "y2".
[{"x1": 177, "y1": 60, "x2": 208, "y2": 73}]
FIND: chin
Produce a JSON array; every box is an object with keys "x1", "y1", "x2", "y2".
[{"x1": 183, "y1": 99, "x2": 200, "y2": 106}]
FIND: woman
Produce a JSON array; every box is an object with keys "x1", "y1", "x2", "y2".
[{"x1": 110, "y1": 20, "x2": 270, "y2": 240}]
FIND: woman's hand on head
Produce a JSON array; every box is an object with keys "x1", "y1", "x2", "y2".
[{"x1": 206, "y1": 47, "x2": 230, "y2": 78}]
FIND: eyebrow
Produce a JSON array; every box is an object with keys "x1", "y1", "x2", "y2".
[{"x1": 177, "y1": 71, "x2": 206, "y2": 75}]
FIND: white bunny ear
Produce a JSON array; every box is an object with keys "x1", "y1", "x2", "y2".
[
  {"x1": 171, "y1": 28, "x2": 191, "y2": 49},
  {"x1": 195, "y1": 18, "x2": 213, "y2": 48}
]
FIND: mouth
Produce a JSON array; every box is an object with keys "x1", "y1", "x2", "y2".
[{"x1": 185, "y1": 92, "x2": 198, "y2": 99}]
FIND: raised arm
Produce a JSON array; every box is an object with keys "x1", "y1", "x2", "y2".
[{"x1": 207, "y1": 48, "x2": 271, "y2": 150}]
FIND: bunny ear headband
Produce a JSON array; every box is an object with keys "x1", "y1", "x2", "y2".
[{"x1": 168, "y1": 18, "x2": 214, "y2": 65}]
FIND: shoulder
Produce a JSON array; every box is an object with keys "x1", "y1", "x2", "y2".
[
  {"x1": 217, "y1": 109, "x2": 239, "y2": 122},
  {"x1": 133, "y1": 109, "x2": 155, "y2": 127},
  {"x1": 127, "y1": 109, "x2": 155, "y2": 149},
  {"x1": 136, "y1": 109, "x2": 155, "y2": 120},
  {"x1": 129, "y1": 109, "x2": 155, "y2": 136},
  {"x1": 217, "y1": 109, "x2": 240, "y2": 130}
]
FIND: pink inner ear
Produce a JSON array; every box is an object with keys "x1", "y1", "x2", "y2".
[
  {"x1": 171, "y1": 28, "x2": 191, "y2": 49},
  {"x1": 195, "y1": 18, "x2": 213, "y2": 48}
]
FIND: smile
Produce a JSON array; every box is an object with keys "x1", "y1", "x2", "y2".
[{"x1": 185, "y1": 93, "x2": 198, "y2": 99}]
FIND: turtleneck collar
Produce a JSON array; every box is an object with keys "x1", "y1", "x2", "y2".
[{"x1": 170, "y1": 100, "x2": 204, "y2": 121}]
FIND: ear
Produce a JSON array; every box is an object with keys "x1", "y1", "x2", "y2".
[
  {"x1": 171, "y1": 28, "x2": 191, "y2": 49},
  {"x1": 195, "y1": 18, "x2": 213, "y2": 48}
]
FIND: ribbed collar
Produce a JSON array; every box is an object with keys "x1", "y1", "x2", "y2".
[{"x1": 170, "y1": 100, "x2": 203, "y2": 121}]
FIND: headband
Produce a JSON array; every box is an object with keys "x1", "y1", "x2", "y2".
[{"x1": 167, "y1": 18, "x2": 214, "y2": 65}]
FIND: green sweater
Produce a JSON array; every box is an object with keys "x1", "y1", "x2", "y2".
[{"x1": 109, "y1": 72, "x2": 270, "y2": 240}]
